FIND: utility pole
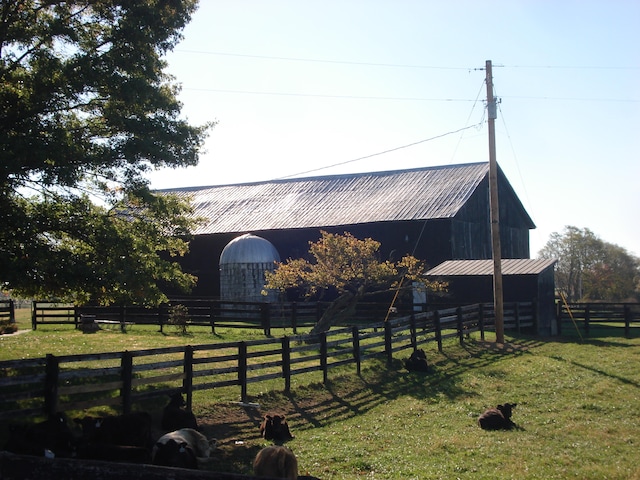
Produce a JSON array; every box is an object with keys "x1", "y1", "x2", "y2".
[{"x1": 485, "y1": 60, "x2": 504, "y2": 344}]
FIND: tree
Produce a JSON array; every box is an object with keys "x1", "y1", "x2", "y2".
[
  {"x1": 0, "y1": 1, "x2": 212, "y2": 304},
  {"x1": 538, "y1": 226, "x2": 639, "y2": 302},
  {"x1": 264, "y1": 231, "x2": 446, "y2": 335}
]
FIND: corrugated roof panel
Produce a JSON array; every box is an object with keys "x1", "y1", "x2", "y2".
[
  {"x1": 159, "y1": 163, "x2": 492, "y2": 235},
  {"x1": 425, "y1": 259, "x2": 557, "y2": 276}
]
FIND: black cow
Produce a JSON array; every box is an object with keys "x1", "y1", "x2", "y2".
[
  {"x1": 404, "y1": 349, "x2": 429, "y2": 372},
  {"x1": 478, "y1": 403, "x2": 518, "y2": 430},
  {"x1": 260, "y1": 414, "x2": 294, "y2": 443},
  {"x1": 74, "y1": 411, "x2": 152, "y2": 448},
  {"x1": 3, "y1": 412, "x2": 75, "y2": 458},
  {"x1": 161, "y1": 393, "x2": 198, "y2": 431},
  {"x1": 152, "y1": 428, "x2": 212, "y2": 469}
]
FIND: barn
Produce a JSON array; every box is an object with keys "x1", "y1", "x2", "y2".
[{"x1": 159, "y1": 161, "x2": 536, "y2": 300}]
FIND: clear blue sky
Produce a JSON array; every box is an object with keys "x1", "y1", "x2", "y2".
[{"x1": 148, "y1": 1, "x2": 640, "y2": 258}]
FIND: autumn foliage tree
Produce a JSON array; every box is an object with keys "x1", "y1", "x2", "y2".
[
  {"x1": 264, "y1": 231, "x2": 446, "y2": 335},
  {"x1": 0, "y1": 1, "x2": 211, "y2": 304},
  {"x1": 538, "y1": 226, "x2": 639, "y2": 302}
]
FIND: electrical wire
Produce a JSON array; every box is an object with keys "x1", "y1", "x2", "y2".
[{"x1": 276, "y1": 122, "x2": 483, "y2": 180}]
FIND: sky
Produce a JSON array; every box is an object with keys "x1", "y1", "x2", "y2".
[{"x1": 147, "y1": 1, "x2": 640, "y2": 258}]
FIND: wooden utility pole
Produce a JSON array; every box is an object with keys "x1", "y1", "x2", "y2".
[{"x1": 485, "y1": 60, "x2": 505, "y2": 344}]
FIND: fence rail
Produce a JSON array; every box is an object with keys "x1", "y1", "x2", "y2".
[
  {"x1": 30, "y1": 299, "x2": 420, "y2": 334},
  {"x1": 557, "y1": 302, "x2": 639, "y2": 337},
  {"x1": 1, "y1": 302, "x2": 534, "y2": 422},
  {"x1": 0, "y1": 300, "x2": 15, "y2": 327}
]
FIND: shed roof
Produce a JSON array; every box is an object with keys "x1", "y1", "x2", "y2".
[
  {"x1": 425, "y1": 258, "x2": 557, "y2": 277},
  {"x1": 158, "y1": 162, "x2": 533, "y2": 235}
]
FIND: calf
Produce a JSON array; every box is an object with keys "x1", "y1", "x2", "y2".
[
  {"x1": 404, "y1": 348, "x2": 429, "y2": 372},
  {"x1": 161, "y1": 393, "x2": 198, "y2": 431},
  {"x1": 4, "y1": 412, "x2": 75, "y2": 458},
  {"x1": 152, "y1": 428, "x2": 212, "y2": 469},
  {"x1": 260, "y1": 414, "x2": 294, "y2": 443},
  {"x1": 74, "y1": 411, "x2": 152, "y2": 448},
  {"x1": 478, "y1": 403, "x2": 517, "y2": 430}
]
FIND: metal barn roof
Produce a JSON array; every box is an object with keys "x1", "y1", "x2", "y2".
[
  {"x1": 425, "y1": 258, "x2": 557, "y2": 277},
  {"x1": 158, "y1": 162, "x2": 528, "y2": 235}
]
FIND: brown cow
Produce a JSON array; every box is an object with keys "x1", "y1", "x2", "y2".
[
  {"x1": 260, "y1": 414, "x2": 294, "y2": 443},
  {"x1": 478, "y1": 403, "x2": 517, "y2": 430}
]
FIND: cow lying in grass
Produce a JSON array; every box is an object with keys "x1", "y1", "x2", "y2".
[
  {"x1": 161, "y1": 392, "x2": 198, "y2": 431},
  {"x1": 404, "y1": 348, "x2": 429, "y2": 372},
  {"x1": 478, "y1": 403, "x2": 517, "y2": 430},
  {"x1": 152, "y1": 428, "x2": 214, "y2": 469},
  {"x1": 260, "y1": 414, "x2": 294, "y2": 443},
  {"x1": 4, "y1": 412, "x2": 75, "y2": 458},
  {"x1": 73, "y1": 411, "x2": 153, "y2": 463}
]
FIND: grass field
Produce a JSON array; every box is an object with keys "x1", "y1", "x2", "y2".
[{"x1": 1, "y1": 309, "x2": 639, "y2": 479}]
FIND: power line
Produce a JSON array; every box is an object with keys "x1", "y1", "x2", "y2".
[
  {"x1": 276, "y1": 122, "x2": 484, "y2": 180},
  {"x1": 180, "y1": 87, "x2": 476, "y2": 102},
  {"x1": 175, "y1": 49, "x2": 640, "y2": 71},
  {"x1": 175, "y1": 49, "x2": 471, "y2": 70}
]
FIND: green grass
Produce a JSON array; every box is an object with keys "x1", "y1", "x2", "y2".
[{"x1": 1, "y1": 309, "x2": 639, "y2": 479}]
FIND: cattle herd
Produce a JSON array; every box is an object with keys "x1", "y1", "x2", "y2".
[
  {"x1": 2, "y1": 354, "x2": 519, "y2": 473},
  {"x1": 2, "y1": 393, "x2": 219, "y2": 469}
]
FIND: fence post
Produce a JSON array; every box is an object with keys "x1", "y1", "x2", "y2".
[
  {"x1": 184, "y1": 345, "x2": 194, "y2": 409},
  {"x1": 291, "y1": 302, "x2": 298, "y2": 334},
  {"x1": 515, "y1": 303, "x2": 521, "y2": 333},
  {"x1": 320, "y1": 332, "x2": 328, "y2": 384},
  {"x1": 410, "y1": 314, "x2": 417, "y2": 350},
  {"x1": 434, "y1": 310, "x2": 443, "y2": 352},
  {"x1": 5, "y1": 299, "x2": 14, "y2": 324},
  {"x1": 624, "y1": 305, "x2": 631, "y2": 338},
  {"x1": 239, "y1": 342, "x2": 248, "y2": 402},
  {"x1": 384, "y1": 321, "x2": 393, "y2": 366},
  {"x1": 119, "y1": 305, "x2": 127, "y2": 333},
  {"x1": 209, "y1": 301, "x2": 216, "y2": 335},
  {"x1": 282, "y1": 337, "x2": 291, "y2": 393},
  {"x1": 352, "y1": 326, "x2": 361, "y2": 376},
  {"x1": 31, "y1": 301, "x2": 37, "y2": 330},
  {"x1": 584, "y1": 304, "x2": 590, "y2": 336},
  {"x1": 158, "y1": 304, "x2": 164, "y2": 333},
  {"x1": 456, "y1": 307, "x2": 464, "y2": 345},
  {"x1": 121, "y1": 351, "x2": 133, "y2": 414},
  {"x1": 44, "y1": 354, "x2": 59, "y2": 419},
  {"x1": 478, "y1": 304, "x2": 485, "y2": 341},
  {"x1": 261, "y1": 303, "x2": 271, "y2": 336}
]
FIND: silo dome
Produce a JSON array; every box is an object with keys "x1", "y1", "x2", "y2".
[{"x1": 219, "y1": 234, "x2": 281, "y2": 303}]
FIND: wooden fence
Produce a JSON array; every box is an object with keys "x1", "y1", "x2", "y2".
[
  {"x1": 557, "y1": 302, "x2": 639, "y2": 337},
  {"x1": 0, "y1": 300, "x2": 15, "y2": 323},
  {"x1": 0, "y1": 302, "x2": 534, "y2": 422},
  {"x1": 30, "y1": 299, "x2": 420, "y2": 334}
]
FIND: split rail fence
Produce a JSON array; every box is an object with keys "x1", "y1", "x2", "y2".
[
  {"x1": 0, "y1": 302, "x2": 534, "y2": 422},
  {"x1": 30, "y1": 299, "x2": 419, "y2": 334},
  {"x1": 557, "y1": 302, "x2": 639, "y2": 337}
]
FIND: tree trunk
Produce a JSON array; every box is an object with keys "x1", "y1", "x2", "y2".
[{"x1": 309, "y1": 289, "x2": 362, "y2": 338}]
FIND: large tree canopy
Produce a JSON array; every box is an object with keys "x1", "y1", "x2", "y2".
[
  {"x1": 1, "y1": 1, "x2": 211, "y2": 304},
  {"x1": 538, "y1": 226, "x2": 639, "y2": 302},
  {"x1": 264, "y1": 231, "x2": 446, "y2": 335}
]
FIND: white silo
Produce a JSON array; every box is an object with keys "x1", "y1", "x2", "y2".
[{"x1": 219, "y1": 234, "x2": 281, "y2": 303}]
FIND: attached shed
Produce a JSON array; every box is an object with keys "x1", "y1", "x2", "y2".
[
  {"x1": 425, "y1": 258, "x2": 557, "y2": 335},
  {"x1": 158, "y1": 162, "x2": 536, "y2": 298}
]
